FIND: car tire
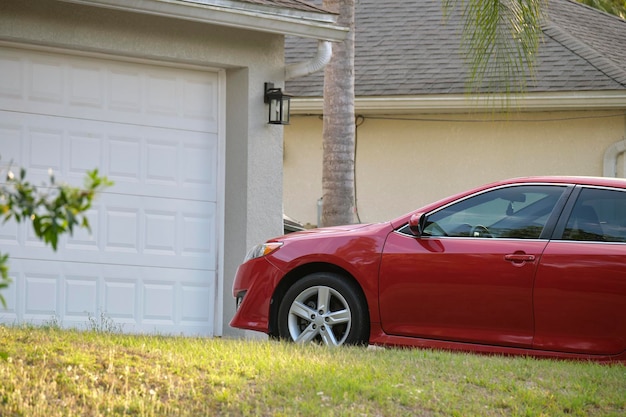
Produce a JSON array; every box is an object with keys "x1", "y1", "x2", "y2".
[{"x1": 277, "y1": 272, "x2": 369, "y2": 346}]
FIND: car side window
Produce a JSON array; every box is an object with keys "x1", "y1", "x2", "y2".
[
  {"x1": 562, "y1": 188, "x2": 626, "y2": 243},
  {"x1": 423, "y1": 185, "x2": 567, "y2": 239}
]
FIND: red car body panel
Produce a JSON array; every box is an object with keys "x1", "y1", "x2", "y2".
[
  {"x1": 231, "y1": 223, "x2": 392, "y2": 332},
  {"x1": 379, "y1": 234, "x2": 546, "y2": 348},
  {"x1": 230, "y1": 257, "x2": 283, "y2": 332},
  {"x1": 534, "y1": 241, "x2": 626, "y2": 355},
  {"x1": 230, "y1": 177, "x2": 626, "y2": 362},
  {"x1": 367, "y1": 325, "x2": 626, "y2": 362}
]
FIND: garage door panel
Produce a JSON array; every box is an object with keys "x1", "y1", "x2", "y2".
[
  {"x1": 104, "y1": 277, "x2": 137, "y2": 321},
  {"x1": 66, "y1": 207, "x2": 102, "y2": 251},
  {"x1": 0, "y1": 111, "x2": 218, "y2": 201},
  {"x1": 141, "y1": 132, "x2": 218, "y2": 198},
  {"x1": 0, "y1": 221, "x2": 46, "y2": 252},
  {"x1": 30, "y1": 58, "x2": 64, "y2": 105},
  {"x1": 102, "y1": 196, "x2": 216, "y2": 269},
  {"x1": 23, "y1": 262, "x2": 61, "y2": 319},
  {"x1": 181, "y1": 283, "x2": 213, "y2": 322},
  {"x1": 183, "y1": 78, "x2": 218, "y2": 123},
  {"x1": 65, "y1": 275, "x2": 99, "y2": 319},
  {"x1": 107, "y1": 130, "x2": 218, "y2": 198},
  {"x1": 0, "y1": 260, "x2": 216, "y2": 334},
  {"x1": 69, "y1": 63, "x2": 104, "y2": 109},
  {"x1": 0, "y1": 261, "x2": 19, "y2": 317},
  {"x1": 106, "y1": 204, "x2": 141, "y2": 254},
  {"x1": 108, "y1": 137, "x2": 140, "y2": 179},
  {"x1": 181, "y1": 209, "x2": 216, "y2": 258},
  {"x1": 107, "y1": 266, "x2": 216, "y2": 333},
  {"x1": 0, "y1": 217, "x2": 19, "y2": 248},
  {"x1": 0, "y1": 53, "x2": 22, "y2": 100},
  {"x1": 25, "y1": 277, "x2": 58, "y2": 318},
  {"x1": 4, "y1": 197, "x2": 216, "y2": 270},
  {"x1": 0, "y1": 47, "x2": 219, "y2": 133},
  {"x1": 0, "y1": 121, "x2": 23, "y2": 166},
  {"x1": 146, "y1": 139, "x2": 179, "y2": 184},
  {"x1": 69, "y1": 132, "x2": 104, "y2": 173},
  {"x1": 183, "y1": 140, "x2": 218, "y2": 186},
  {"x1": 146, "y1": 73, "x2": 180, "y2": 117},
  {"x1": 143, "y1": 281, "x2": 175, "y2": 321},
  {"x1": 144, "y1": 209, "x2": 177, "y2": 255},
  {"x1": 30, "y1": 126, "x2": 64, "y2": 172},
  {"x1": 1, "y1": 112, "x2": 99, "y2": 179},
  {"x1": 0, "y1": 46, "x2": 222, "y2": 336}
]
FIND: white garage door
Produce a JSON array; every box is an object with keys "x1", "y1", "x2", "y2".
[{"x1": 0, "y1": 46, "x2": 224, "y2": 336}]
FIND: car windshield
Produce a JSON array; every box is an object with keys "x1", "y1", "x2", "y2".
[{"x1": 421, "y1": 185, "x2": 567, "y2": 239}]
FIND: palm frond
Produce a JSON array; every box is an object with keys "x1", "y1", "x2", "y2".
[{"x1": 444, "y1": 0, "x2": 544, "y2": 96}]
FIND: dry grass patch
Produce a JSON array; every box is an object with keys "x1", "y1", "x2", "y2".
[{"x1": 0, "y1": 324, "x2": 624, "y2": 416}]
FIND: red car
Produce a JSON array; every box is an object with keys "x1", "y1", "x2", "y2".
[{"x1": 231, "y1": 177, "x2": 626, "y2": 362}]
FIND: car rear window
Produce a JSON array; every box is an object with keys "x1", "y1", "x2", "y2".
[{"x1": 563, "y1": 187, "x2": 626, "y2": 243}]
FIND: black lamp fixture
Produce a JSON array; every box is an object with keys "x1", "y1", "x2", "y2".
[{"x1": 264, "y1": 82, "x2": 292, "y2": 125}]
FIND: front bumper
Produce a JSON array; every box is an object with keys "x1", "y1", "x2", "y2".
[{"x1": 229, "y1": 257, "x2": 284, "y2": 333}]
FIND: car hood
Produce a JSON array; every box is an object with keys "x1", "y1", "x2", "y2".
[{"x1": 271, "y1": 222, "x2": 387, "y2": 242}]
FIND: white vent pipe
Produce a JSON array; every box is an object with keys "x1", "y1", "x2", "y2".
[
  {"x1": 603, "y1": 139, "x2": 626, "y2": 177},
  {"x1": 285, "y1": 40, "x2": 332, "y2": 81}
]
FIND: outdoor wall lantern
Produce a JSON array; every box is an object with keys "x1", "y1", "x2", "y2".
[{"x1": 264, "y1": 82, "x2": 292, "y2": 125}]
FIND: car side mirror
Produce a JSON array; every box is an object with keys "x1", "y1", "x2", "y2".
[{"x1": 408, "y1": 212, "x2": 426, "y2": 236}]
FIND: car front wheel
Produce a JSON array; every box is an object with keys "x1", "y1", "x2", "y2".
[{"x1": 277, "y1": 272, "x2": 369, "y2": 346}]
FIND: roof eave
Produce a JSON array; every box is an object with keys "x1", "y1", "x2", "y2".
[
  {"x1": 54, "y1": 0, "x2": 349, "y2": 41},
  {"x1": 291, "y1": 91, "x2": 626, "y2": 114}
]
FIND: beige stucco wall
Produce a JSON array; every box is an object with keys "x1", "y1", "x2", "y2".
[
  {"x1": 284, "y1": 110, "x2": 626, "y2": 226},
  {"x1": 0, "y1": 0, "x2": 287, "y2": 336}
]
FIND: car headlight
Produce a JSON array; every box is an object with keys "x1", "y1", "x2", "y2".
[{"x1": 244, "y1": 242, "x2": 283, "y2": 262}]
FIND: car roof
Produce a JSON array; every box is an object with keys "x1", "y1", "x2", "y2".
[
  {"x1": 389, "y1": 176, "x2": 626, "y2": 228},
  {"x1": 492, "y1": 176, "x2": 626, "y2": 188}
]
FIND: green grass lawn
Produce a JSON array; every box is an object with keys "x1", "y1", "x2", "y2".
[{"x1": 0, "y1": 324, "x2": 624, "y2": 416}]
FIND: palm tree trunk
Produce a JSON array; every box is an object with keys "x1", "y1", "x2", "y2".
[{"x1": 321, "y1": 0, "x2": 356, "y2": 227}]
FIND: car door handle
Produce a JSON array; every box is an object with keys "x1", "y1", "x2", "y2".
[{"x1": 504, "y1": 254, "x2": 535, "y2": 263}]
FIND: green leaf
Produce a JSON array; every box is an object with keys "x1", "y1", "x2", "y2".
[{"x1": 1, "y1": 161, "x2": 113, "y2": 307}]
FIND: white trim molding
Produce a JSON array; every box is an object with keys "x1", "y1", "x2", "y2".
[
  {"x1": 291, "y1": 91, "x2": 626, "y2": 114},
  {"x1": 55, "y1": 0, "x2": 349, "y2": 41}
]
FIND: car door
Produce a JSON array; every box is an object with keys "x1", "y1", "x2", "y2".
[
  {"x1": 379, "y1": 184, "x2": 570, "y2": 348},
  {"x1": 534, "y1": 186, "x2": 626, "y2": 355}
]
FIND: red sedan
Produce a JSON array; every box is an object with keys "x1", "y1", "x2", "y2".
[{"x1": 231, "y1": 177, "x2": 626, "y2": 362}]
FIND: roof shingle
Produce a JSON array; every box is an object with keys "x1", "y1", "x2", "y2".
[
  {"x1": 237, "y1": 0, "x2": 332, "y2": 13},
  {"x1": 285, "y1": 0, "x2": 626, "y2": 96}
]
